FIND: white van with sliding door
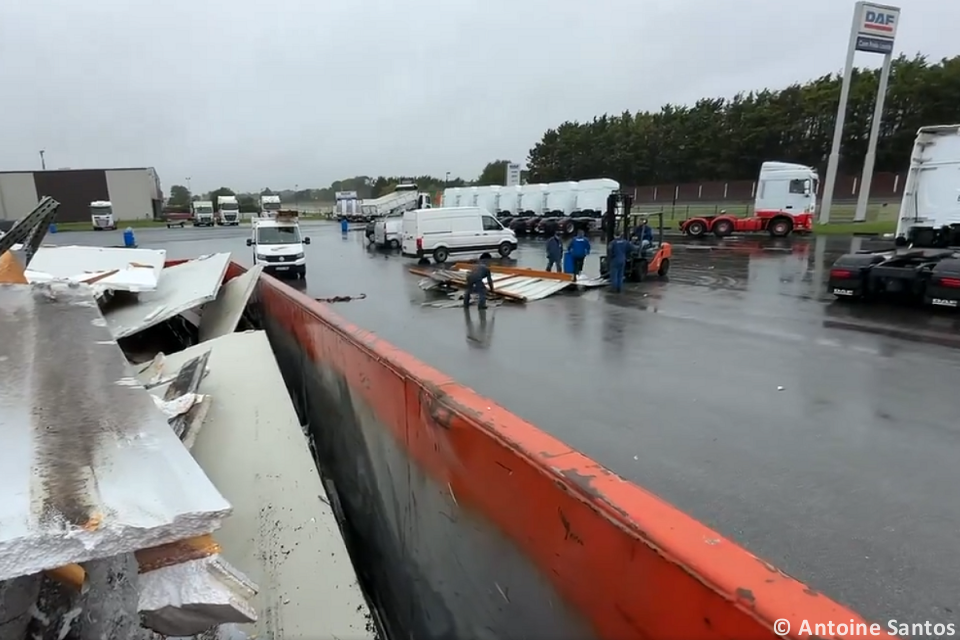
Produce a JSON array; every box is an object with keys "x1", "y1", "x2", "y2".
[{"x1": 401, "y1": 206, "x2": 518, "y2": 264}]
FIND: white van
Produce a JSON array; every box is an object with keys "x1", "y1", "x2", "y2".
[
  {"x1": 401, "y1": 206, "x2": 518, "y2": 264},
  {"x1": 246, "y1": 215, "x2": 310, "y2": 278},
  {"x1": 373, "y1": 211, "x2": 404, "y2": 248}
]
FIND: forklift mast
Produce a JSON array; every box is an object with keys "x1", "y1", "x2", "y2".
[{"x1": 604, "y1": 192, "x2": 634, "y2": 244}]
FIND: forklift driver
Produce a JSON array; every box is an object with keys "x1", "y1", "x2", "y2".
[{"x1": 633, "y1": 218, "x2": 653, "y2": 251}]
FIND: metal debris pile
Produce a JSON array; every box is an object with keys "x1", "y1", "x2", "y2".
[
  {"x1": 409, "y1": 262, "x2": 607, "y2": 303},
  {"x1": 0, "y1": 217, "x2": 373, "y2": 640}
]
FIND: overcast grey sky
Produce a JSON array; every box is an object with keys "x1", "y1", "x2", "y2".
[{"x1": 0, "y1": 0, "x2": 956, "y2": 193}]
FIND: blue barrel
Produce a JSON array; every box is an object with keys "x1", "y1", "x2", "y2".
[
  {"x1": 48, "y1": 223, "x2": 57, "y2": 234},
  {"x1": 340, "y1": 218, "x2": 349, "y2": 233},
  {"x1": 563, "y1": 252, "x2": 574, "y2": 274},
  {"x1": 123, "y1": 227, "x2": 136, "y2": 248}
]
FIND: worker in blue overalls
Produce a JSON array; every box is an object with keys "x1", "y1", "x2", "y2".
[
  {"x1": 545, "y1": 230, "x2": 563, "y2": 272},
  {"x1": 633, "y1": 217, "x2": 653, "y2": 252},
  {"x1": 607, "y1": 233, "x2": 631, "y2": 293},
  {"x1": 568, "y1": 229, "x2": 591, "y2": 280},
  {"x1": 463, "y1": 259, "x2": 495, "y2": 309}
]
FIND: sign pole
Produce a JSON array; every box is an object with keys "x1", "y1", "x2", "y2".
[
  {"x1": 819, "y1": 2, "x2": 863, "y2": 225},
  {"x1": 853, "y1": 52, "x2": 893, "y2": 222}
]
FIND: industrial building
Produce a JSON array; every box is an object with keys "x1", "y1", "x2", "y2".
[{"x1": 0, "y1": 167, "x2": 163, "y2": 223}]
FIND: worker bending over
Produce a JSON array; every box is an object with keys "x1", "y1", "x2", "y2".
[
  {"x1": 545, "y1": 230, "x2": 563, "y2": 272},
  {"x1": 607, "y1": 233, "x2": 631, "y2": 293},
  {"x1": 464, "y1": 259, "x2": 495, "y2": 309},
  {"x1": 568, "y1": 229, "x2": 591, "y2": 280}
]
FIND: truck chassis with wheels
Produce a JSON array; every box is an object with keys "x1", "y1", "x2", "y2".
[
  {"x1": 679, "y1": 210, "x2": 812, "y2": 239},
  {"x1": 829, "y1": 226, "x2": 960, "y2": 308}
]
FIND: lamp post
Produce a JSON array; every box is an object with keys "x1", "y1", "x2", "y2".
[
  {"x1": 294, "y1": 184, "x2": 299, "y2": 212},
  {"x1": 39, "y1": 150, "x2": 45, "y2": 170}
]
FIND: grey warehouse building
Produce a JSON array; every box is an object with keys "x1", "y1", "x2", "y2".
[{"x1": 0, "y1": 167, "x2": 163, "y2": 223}]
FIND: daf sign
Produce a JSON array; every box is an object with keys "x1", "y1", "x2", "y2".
[{"x1": 855, "y1": 2, "x2": 899, "y2": 53}]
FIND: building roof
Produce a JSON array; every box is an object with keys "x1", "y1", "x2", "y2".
[{"x1": 0, "y1": 167, "x2": 155, "y2": 175}]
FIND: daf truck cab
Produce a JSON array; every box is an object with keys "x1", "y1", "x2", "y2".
[
  {"x1": 217, "y1": 195, "x2": 241, "y2": 225},
  {"x1": 246, "y1": 211, "x2": 310, "y2": 279},
  {"x1": 90, "y1": 201, "x2": 117, "y2": 230},
  {"x1": 828, "y1": 124, "x2": 960, "y2": 307},
  {"x1": 192, "y1": 200, "x2": 215, "y2": 227},
  {"x1": 680, "y1": 162, "x2": 818, "y2": 238}
]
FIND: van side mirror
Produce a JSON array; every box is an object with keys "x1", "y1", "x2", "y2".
[
  {"x1": 303, "y1": 237, "x2": 311, "y2": 244},
  {"x1": 246, "y1": 238, "x2": 253, "y2": 246}
]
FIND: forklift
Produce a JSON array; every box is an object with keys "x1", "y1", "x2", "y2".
[{"x1": 599, "y1": 191, "x2": 672, "y2": 282}]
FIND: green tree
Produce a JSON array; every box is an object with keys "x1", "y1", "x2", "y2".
[
  {"x1": 476, "y1": 160, "x2": 509, "y2": 186},
  {"x1": 168, "y1": 184, "x2": 191, "y2": 207},
  {"x1": 525, "y1": 53, "x2": 960, "y2": 186},
  {"x1": 206, "y1": 187, "x2": 235, "y2": 211}
]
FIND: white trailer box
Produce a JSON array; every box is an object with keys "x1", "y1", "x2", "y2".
[{"x1": 442, "y1": 187, "x2": 462, "y2": 207}]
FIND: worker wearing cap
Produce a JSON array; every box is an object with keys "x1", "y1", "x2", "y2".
[
  {"x1": 545, "y1": 230, "x2": 563, "y2": 272},
  {"x1": 607, "y1": 233, "x2": 631, "y2": 293},
  {"x1": 464, "y1": 259, "x2": 494, "y2": 309},
  {"x1": 568, "y1": 229, "x2": 591, "y2": 280}
]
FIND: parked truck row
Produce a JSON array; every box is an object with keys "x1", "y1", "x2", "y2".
[{"x1": 442, "y1": 178, "x2": 620, "y2": 237}]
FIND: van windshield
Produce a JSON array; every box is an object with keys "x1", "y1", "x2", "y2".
[{"x1": 257, "y1": 226, "x2": 301, "y2": 244}]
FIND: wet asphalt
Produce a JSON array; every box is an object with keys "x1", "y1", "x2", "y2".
[{"x1": 60, "y1": 222, "x2": 960, "y2": 628}]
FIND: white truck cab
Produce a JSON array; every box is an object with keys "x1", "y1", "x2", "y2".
[
  {"x1": 246, "y1": 212, "x2": 310, "y2": 278},
  {"x1": 755, "y1": 161, "x2": 818, "y2": 215},
  {"x1": 895, "y1": 124, "x2": 960, "y2": 242},
  {"x1": 192, "y1": 200, "x2": 215, "y2": 226},
  {"x1": 90, "y1": 200, "x2": 117, "y2": 230},
  {"x1": 217, "y1": 195, "x2": 241, "y2": 225},
  {"x1": 259, "y1": 194, "x2": 282, "y2": 218}
]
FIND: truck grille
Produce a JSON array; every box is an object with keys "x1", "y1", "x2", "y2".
[{"x1": 262, "y1": 255, "x2": 288, "y2": 263}]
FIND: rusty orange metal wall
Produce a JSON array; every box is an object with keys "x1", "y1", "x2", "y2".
[{"x1": 244, "y1": 267, "x2": 893, "y2": 640}]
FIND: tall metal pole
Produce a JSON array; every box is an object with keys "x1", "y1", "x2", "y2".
[
  {"x1": 39, "y1": 150, "x2": 46, "y2": 171},
  {"x1": 820, "y1": 2, "x2": 863, "y2": 224},
  {"x1": 853, "y1": 52, "x2": 892, "y2": 222}
]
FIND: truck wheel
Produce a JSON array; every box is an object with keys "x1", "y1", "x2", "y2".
[
  {"x1": 498, "y1": 242, "x2": 513, "y2": 258},
  {"x1": 685, "y1": 221, "x2": 706, "y2": 238},
  {"x1": 389, "y1": 238, "x2": 400, "y2": 250},
  {"x1": 769, "y1": 218, "x2": 792, "y2": 237},
  {"x1": 713, "y1": 220, "x2": 734, "y2": 238},
  {"x1": 631, "y1": 259, "x2": 647, "y2": 282},
  {"x1": 564, "y1": 221, "x2": 575, "y2": 235},
  {"x1": 658, "y1": 258, "x2": 670, "y2": 277},
  {"x1": 433, "y1": 247, "x2": 449, "y2": 264}
]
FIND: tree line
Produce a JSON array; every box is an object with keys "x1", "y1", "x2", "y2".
[
  {"x1": 166, "y1": 161, "x2": 517, "y2": 207},
  {"x1": 525, "y1": 54, "x2": 960, "y2": 186}
]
